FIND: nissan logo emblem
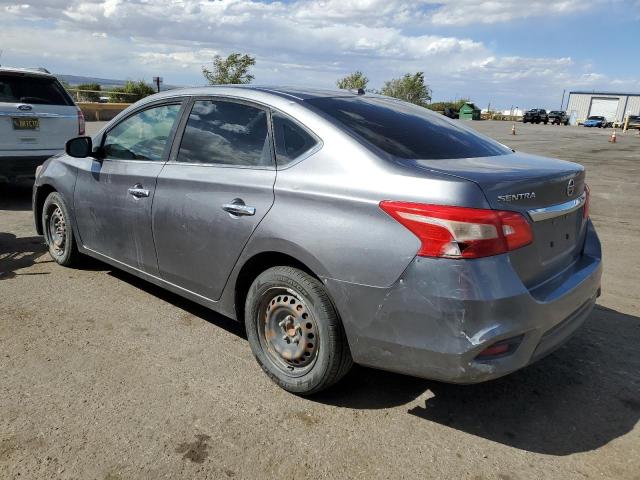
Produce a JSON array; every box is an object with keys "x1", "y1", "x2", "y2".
[{"x1": 567, "y1": 179, "x2": 575, "y2": 197}]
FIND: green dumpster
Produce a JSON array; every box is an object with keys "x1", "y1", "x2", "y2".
[{"x1": 458, "y1": 102, "x2": 481, "y2": 120}]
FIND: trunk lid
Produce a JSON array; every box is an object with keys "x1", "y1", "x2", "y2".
[{"x1": 413, "y1": 152, "x2": 588, "y2": 289}]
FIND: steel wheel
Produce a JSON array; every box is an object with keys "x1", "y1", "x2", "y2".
[
  {"x1": 41, "y1": 191, "x2": 81, "y2": 267},
  {"x1": 258, "y1": 287, "x2": 319, "y2": 376},
  {"x1": 245, "y1": 266, "x2": 353, "y2": 394},
  {"x1": 46, "y1": 205, "x2": 67, "y2": 257}
]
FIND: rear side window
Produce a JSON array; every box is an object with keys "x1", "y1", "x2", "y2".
[
  {"x1": 103, "y1": 104, "x2": 181, "y2": 161},
  {"x1": 0, "y1": 74, "x2": 73, "y2": 105},
  {"x1": 306, "y1": 97, "x2": 510, "y2": 160},
  {"x1": 272, "y1": 112, "x2": 318, "y2": 165},
  {"x1": 177, "y1": 100, "x2": 272, "y2": 167}
]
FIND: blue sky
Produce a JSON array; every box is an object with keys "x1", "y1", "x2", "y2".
[{"x1": 1, "y1": 0, "x2": 638, "y2": 110}]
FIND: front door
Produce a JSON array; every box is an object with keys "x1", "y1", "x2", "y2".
[
  {"x1": 153, "y1": 98, "x2": 276, "y2": 300},
  {"x1": 74, "y1": 101, "x2": 183, "y2": 275}
]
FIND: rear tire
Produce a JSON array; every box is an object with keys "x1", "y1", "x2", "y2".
[
  {"x1": 244, "y1": 266, "x2": 353, "y2": 395},
  {"x1": 42, "y1": 192, "x2": 82, "y2": 267}
]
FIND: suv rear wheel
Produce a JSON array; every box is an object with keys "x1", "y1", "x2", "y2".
[
  {"x1": 244, "y1": 266, "x2": 352, "y2": 395},
  {"x1": 42, "y1": 192, "x2": 82, "y2": 266}
]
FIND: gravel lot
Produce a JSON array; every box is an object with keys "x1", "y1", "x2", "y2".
[{"x1": 1, "y1": 121, "x2": 639, "y2": 480}]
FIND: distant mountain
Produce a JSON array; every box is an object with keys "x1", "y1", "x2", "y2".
[{"x1": 55, "y1": 73, "x2": 179, "y2": 91}]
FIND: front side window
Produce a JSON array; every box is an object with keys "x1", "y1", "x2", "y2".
[
  {"x1": 272, "y1": 111, "x2": 318, "y2": 166},
  {"x1": 103, "y1": 104, "x2": 181, "y2": 161},
  {"x1": 306, "y1": 97, "x2": 511, "y2": 160},
  {"x1": 177, "y1": 100, "x2": 271, "y2": 167}
]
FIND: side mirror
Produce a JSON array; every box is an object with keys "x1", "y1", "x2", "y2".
[{"x1": 65, "y1": 136, "x2": 93, "y2": 158}]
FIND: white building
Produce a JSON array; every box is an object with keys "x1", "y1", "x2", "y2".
[{"x1": 566, "y1": 91, "x2": 640, "y2": 124}]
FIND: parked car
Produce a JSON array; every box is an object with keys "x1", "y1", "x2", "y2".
[
  {"x1": 548, "y1": 110, "x2": 569, "y2": 125},
  {"x1": 625, "y1": 115, "x2": 640, "y2": 130},
  {"x1": 522, "y1": 108, "x2": 548, "y2": 124},
  {"x1": 33, "y1": 87, "x2": 601, "y2": 394},
  {"x1": 0, "y1": 67, "x2": 84, "y2": 182},
  {"x1": 583, "y1": 116, "x2": 608, "y2": 128},
  {"x1": 442, "y1": 107, "x2": 459, "y2": 119}
]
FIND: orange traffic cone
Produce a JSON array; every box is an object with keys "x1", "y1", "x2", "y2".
[
  {"x1": 511, "y1": 123, "x2": 516, "y2": 135},
  {"x1": 609, "y1": 129, "x2": 617, "y2": 143}
]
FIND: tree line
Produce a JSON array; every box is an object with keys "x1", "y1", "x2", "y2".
[
  {"x1": 65, "y1": 52, "x2": 470, "y2": 110},
  {"x1": 63, "y1": 80, "x2": 155, "y2": 103},
  {"x1": 201, "y1": 53, "x2": 468, "y2": 111}
]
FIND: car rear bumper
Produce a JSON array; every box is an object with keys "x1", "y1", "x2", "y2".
[
  {"x1": 0, "y1": 153, "x2": 57, "y2": 181},
  {"x1": 325, "y1": 220, "x2": 602, "y2": 383}
]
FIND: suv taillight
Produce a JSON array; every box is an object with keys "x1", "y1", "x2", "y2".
[
  {"x1": 77, "y1": 108, "x2": 85, "y2": 136},
  {"x1": 379, "y1": 201, "x2": 533, "y2": 259}
]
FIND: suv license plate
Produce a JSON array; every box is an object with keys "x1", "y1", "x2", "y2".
[{"x1": 12, "y1": 118, "x2": 40, "y2": 130}]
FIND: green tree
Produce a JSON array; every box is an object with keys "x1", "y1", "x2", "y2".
[
  {"x1": 108, "y1": 80, "x2": 155, "y2": 103},
  {"x1": 380, "y1": 72, "x2": 431, "y2": 106},
  {"x1": 202, "y1": 53, "x2": 256, "y2": 85},
  {"x1": 75, "y1": 82, "x2": 101, "y2": 102},
  {"x1": 336, "y1": 71, "x2": 368, "y2": 90}
]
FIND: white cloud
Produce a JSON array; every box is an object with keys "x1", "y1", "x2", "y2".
[
  {"x1": 426, "y1": 0, "x2": 596, "y2": 26},
  {"x1": 0, "y1": 0, "x2": 633, "y2": 109}
]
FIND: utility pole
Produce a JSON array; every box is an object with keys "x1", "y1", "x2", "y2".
[
  {"x1": 560, "y1": 89, "x2": 565, "y2": 110},
  {"x1": 153, "y1": 76, "x2": 163, "y2": 93}
]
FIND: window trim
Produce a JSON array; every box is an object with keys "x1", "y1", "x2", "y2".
[
  {"x1": 168, "y1": 95, "x2": 276, "y2": 170},
  {"x1": 97, "y1": 98, "x2": 188, "y2": 164},
  {"x1": 269, "y1": 109, "x2": 323, "y2": 169}
]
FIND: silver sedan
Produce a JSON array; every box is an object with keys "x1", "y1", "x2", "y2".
[{"x1": 33, "y1": 86, "x2": 602, "y2": 394}]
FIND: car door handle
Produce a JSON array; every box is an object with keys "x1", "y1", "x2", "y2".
[
  {"x1": 222, "y1": 201, "x2": 256, "y2": 217},
  {"x1": 128, "y1": 185, "x2": 150, "y2": 198}
]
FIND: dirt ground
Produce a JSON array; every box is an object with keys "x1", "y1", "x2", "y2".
[{"x1": 1, "y1": 121, "x2": 639, "y2": 480}]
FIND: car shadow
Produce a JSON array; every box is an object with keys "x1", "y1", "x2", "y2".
[
  {"x1": 318, "y1": 305, "x2": 639, "y2": 456},
  {"x1": 0, "y1": 233, "x2": 49, "y2": 279},
  {"x1": 0, "y1": 181, "x2": 34, "y2": 212},
  {"x1": 107, "y1": 268, "x2": 247, "y2": 340}
]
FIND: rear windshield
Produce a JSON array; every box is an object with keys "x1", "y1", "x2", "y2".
[
  {"x1": 0, "y1": 74, "x2": 73, "y2": 106},
  {"x1": 306, "y1": 96, "x2": 510, "y2": 159}
]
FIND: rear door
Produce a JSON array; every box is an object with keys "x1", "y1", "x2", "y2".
[
  {"x1": 0, "y1": 72, "x2": 78, "y2": 152},
  {"x1": 153, "y1": 97, "x2": 276, "y2": 300},
  {"x1": 74, "y1": 100, "x2": 184, "y2": 275}
]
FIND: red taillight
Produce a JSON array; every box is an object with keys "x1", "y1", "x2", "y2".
[
  {"x1": 379, "y1": 201, "x2": 533, "y2": 259},
  {"x1": 583, "y1": 184, "x2": 590, "y2": 219},
  {"x1": 77, "y1": 109, "x2": 85, "y2": 136}
]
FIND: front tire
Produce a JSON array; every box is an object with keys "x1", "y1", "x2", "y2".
[
  {"x1": 245, "y1": 266, "x2": 352, "y2": 395},
  {"x1": 42, "y1": 192, "x2": 82, "y2": 267}
]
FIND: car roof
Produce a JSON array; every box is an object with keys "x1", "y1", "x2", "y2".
[
  {"x1": 0, "y1": 66, "x2": 56, "y2": 78},
  {"x1": 139, "y1": 85, "x2": 369, "y2": 106}
]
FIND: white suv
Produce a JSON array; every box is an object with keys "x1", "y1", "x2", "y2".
[{"x1": 0, "y1": 67, "x2": 84, "y2": 182}]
